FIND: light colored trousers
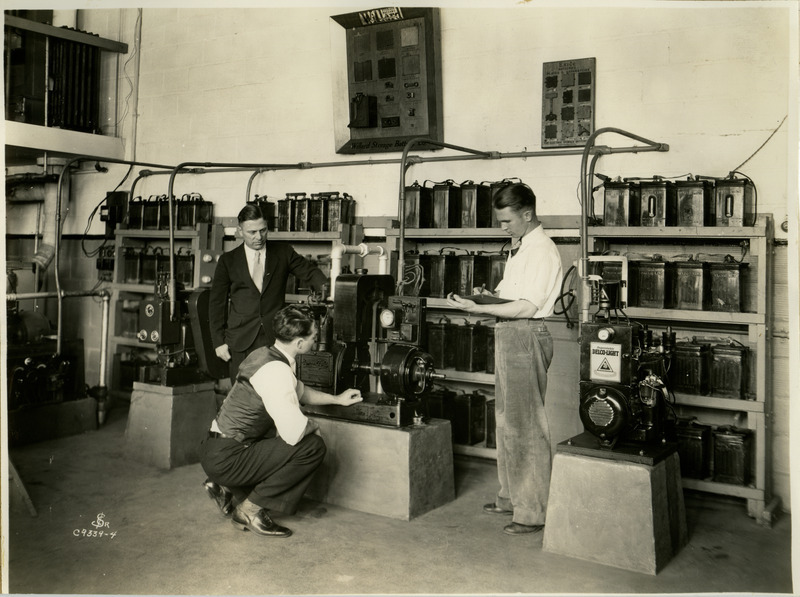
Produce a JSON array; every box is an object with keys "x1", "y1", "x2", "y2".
[{"x1": 493, "y1": 319, "x2": 554, "y2": 526}]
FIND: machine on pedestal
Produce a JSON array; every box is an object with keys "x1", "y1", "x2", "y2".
[
  {"x1": 134, "y1": 272, "x2": 228, "y2": 386},
  {"x1": 577, "y1": 255, "x2": 677, "y2": 452},
  {"x1": 297, "y1": 273, "x2": 445, "y2": 427}
]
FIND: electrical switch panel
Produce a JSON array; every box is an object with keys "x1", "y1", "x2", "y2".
[{"x1": 332, "y1": 8, "x2": 443, "y2": 154}]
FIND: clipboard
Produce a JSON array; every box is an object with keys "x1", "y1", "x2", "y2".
[{"x1": 462, "y1": 294, "x2": 513, "y2": 305}]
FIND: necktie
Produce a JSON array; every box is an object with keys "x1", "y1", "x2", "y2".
[{"x1": 252, "y1": 251, "x2": 264, "y2": 292}]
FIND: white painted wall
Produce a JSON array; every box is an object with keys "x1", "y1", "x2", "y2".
[
  {"x1": 60, "y1": 3, "x2": 793, "y2": 236},
  {"x1": 6, "y1": 2, "x2": 796, "y2": 511}
]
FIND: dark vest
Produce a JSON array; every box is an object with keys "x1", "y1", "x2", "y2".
[{"x1": 215, "y1": 346, "x2": 291, "y2": 444}]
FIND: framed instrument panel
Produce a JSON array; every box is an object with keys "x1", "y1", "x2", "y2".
[
  {"x1": 541, "y1": 57, "x2": 596, "y2": 148},
  {"x1": 331, "y1": 7, "x2": 443, "y2": 154}
]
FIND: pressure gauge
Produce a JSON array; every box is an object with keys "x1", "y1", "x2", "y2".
[
  {"x1": 379, "y1": 308, "x2": 396, "y2": 328},
  {"x1": 597, "y1": 327, "x2": 614, "y2": 342}
]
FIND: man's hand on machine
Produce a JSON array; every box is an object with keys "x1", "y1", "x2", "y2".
[
  {"x1": 215, "y1": 344, "x2": 232, "y2": 362},
  {"x1": 336, "y1": 389, "x2": 363, "y2": 406}
]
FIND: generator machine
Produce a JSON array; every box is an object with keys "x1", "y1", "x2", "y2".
[
  {"x1": 297, "y1": 273, "x2": 444, "y2": 426},
  {"x1": 578, "y1": 255, "x2": 676, "y2": 450}
]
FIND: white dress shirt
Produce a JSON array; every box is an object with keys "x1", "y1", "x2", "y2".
[
  {"x1": 243, "y1": 244, "x2": 266, "y2": 287},
  {"x1": 248, "y1": 345, "x2": 309, "y2": 446},
  {"x1": 495, "y1": 225, "x2": 563, "y2": 318}
]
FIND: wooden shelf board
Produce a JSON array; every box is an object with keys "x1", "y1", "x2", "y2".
[
  {"x1": 588, "y1": 221, "x2": 769, "y2": 239},
  {"x1": 114, "y1": 228, "x2": 208, "y2": 239},
  {"x1": 674, "y1": 393, "x2": 764, "y2": 412},
  {"x1": 623, "y1": 307, "x2": 764, "y2": 325},
  {"x1": 682, "y1": 478, "x2": 764, "y2": 499},
  {"x1": 5, "y1": 121, "x2": 124, "y2": 161}
]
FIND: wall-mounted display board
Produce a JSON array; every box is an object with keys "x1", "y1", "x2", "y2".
[
  {"x1": 331, "y1": 7, "x2": 443, "y2": 154},
  {"x1": 541, "y1": 57, "x2": 596, "y2": 148}
]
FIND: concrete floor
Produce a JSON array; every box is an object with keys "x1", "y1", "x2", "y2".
[{"x1": 6, "y1": 405, "x2": 794, "y2": 596}]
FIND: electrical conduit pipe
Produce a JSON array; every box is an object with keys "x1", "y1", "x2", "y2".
[{"x1": 329, "y1": 242, "x2": 388, "y2": 300}]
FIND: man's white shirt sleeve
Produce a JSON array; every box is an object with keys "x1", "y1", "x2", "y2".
[{"x1": 250, "y1": 361, "x2": 308, "y2": 446}]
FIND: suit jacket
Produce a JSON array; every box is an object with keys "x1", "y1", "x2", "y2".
[{"x1": 208, "y1": 242, "x2": 328, "y2": 352}]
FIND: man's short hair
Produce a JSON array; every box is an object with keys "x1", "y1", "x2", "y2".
[
  {"x1": 238, "y1": 203, "x2": 265, "y2": 225},
  {"x1": 273, "y1": 305, "x2": 316, "y2": 343},
  {"x1": 493, "y1": 182, "x2": 537, "y2": 215}
]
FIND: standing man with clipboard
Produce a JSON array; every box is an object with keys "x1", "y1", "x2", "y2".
[{"x1": 447, "y1": 182, "x2": 563, "y2": 536}]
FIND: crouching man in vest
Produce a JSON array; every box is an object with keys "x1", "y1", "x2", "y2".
[{"x1": 200, "y1": 304, "x2": 362, "y2": 538}]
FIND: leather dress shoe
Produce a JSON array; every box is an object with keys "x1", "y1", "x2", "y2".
[
  {"x1": 203, "y1": 479, "x2": 234, "y2": 517},
  {"x1": 483, "y1": 502, "x2": 513, "y2": 515},
  {"x1": 231, "y1": 502, "x2": 292, "y2": 538},
  {"x1": 503, "y1": 522, "x2": 544, "y2": 535}
]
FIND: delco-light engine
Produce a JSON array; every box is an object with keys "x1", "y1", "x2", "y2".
[{"x1": 579, "y1": 322, "x2": 673, "y2": 448}]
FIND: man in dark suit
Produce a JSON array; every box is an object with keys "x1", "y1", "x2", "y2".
[{"x1": 208, "y1": 203, "x2": 328, "y2": 384}]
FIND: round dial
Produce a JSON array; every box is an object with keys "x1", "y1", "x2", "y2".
[
  {"x1": 597, "y1": 327, "x2": 614, "y2": 342},
  {"x1": 379, "y1": 308, "x2": 396, "y2": 328}
]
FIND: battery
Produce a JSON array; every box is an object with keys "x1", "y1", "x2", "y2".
[
  {"x1": 715, "y1": 178, "x2": 756, "y2": 227},
  {"x1": 432, "y1": 181, "x2": 462, "y2": 229},
  {"x1": 710, "y1": 343, "x2": 749, "y2": 399},
  {"x1": 326, "y1": 196, "x2": 343, "y2": 232},
  {"x1": 176, "y1": 196, "x2": 196, "y2": 230},
  {"x1": 277, "y1": 197, "x2": 294, "y2": 232},
  {"x1": 710, "y1": 261, "x2": 748, "y2": 312},
  {"x1": 421, "y1": 387, "x2": 456, "y2": 420},
  {"x1": 398, "y1": 253, "x2": 421, "y2": 296},
  {"x1": 458, "y1": 254, "x2": 493, "y2": 296},
  {"x1": 127, "y1": 196, "x2": 144, "y2": 229},
  {"x1": 674, "y1": 260, "x2": 711, "y2": 310},
  {"x1": 454, "y1": 321, "x2": 489, "y2": 372},
  {"x1": 122, "y1": 247, "x2": 142, "y2": 284},
  {"x1": 600, "y1": 261, "x2": 626, "y2": 309},
  {"x1": 419, "y1": 252, "x2": 460, "y2": 298},
  {"x1": 293, "y1": 196, "x2": 309, "y2": 232},
  {"x1": 142, "y1": 197, "x2": 161, "y2": 230},
  {"x1": 670, "y1": 341, "x2": 711, "y2": 395},
  {"x1": 307, "y1": 195, "x2": 324, "y2": 232},
  {"x1": 603, "y1": 180, "x2": 640, "y2": 226},
  {"x1": 404, "y1": 182, "x2": 434, "y2": 228},
  {"x1": 460, "y1": 182, "x2": 494, "y2": 228},
  {"x1": 486, "y1": 325, "x2": 495, "y2": 374},
  {"x1": 675, "y1": 419, "x2": 712, "y2": 479},
  {"x1": 485, "y1": 399, "x2": 496, "y2": 448},
  {"x1": 325, "y1": 193, "x2": 353, "y2": 232},
  {"x1": 713, "y1": 426, "x2": 753, "y2": 485},
  {"x1": 119, "y1": 299, "x2": 141, "y2": 338},
  {"x1": 639, "y1": 179, "x2": 677, "y2": 226},
  {"x1": 175, "y1": 248, "x2": 194, "y2": 287},
  {"x1": 452, "y1": 391, "x2": 486, "y2": 445},
  {"x1": 489, "y1": 254, "x2": 507, "y2": 290},
  {"x1": 675, "y1": 179, "x2": 715, "y2": 226},
  {"x1": 196, "y1": 198, "x2": 214, "y2": 226},
  {"x1": 633, "y1": 259, "x2": 675, "y2": 309},
  {"x1": 140, "y1": 247, "x2": 162, "y2": 285},
  {"x1": 426, "y1": 319, "x2": 457, "y2": 370}
]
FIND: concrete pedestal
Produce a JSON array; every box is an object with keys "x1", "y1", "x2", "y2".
[
  {"x1": 306, "y1": 417, "x2": 455, "y2": 520},
  {"x1": 543, "y1": 434, "x2": 688, "y2": 575},
  {"x1": 124, "y1": 381, "x2": 217, "y2": 469}
]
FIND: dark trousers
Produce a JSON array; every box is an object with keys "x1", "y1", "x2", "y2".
[
  {"x1": 200, "y1": 433, "x2": 326, "y2": 515},
  {"x1": 229, "y1": 325, "x2": 268, "y2": 384}
]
